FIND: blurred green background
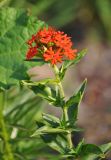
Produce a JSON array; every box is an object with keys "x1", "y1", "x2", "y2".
[{"x1": 1, "y1": 0, "x2": 111, "y2": 159}]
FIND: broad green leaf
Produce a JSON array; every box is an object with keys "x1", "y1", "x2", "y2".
[
  {"x1": 0, "y1": 7, "x2": 46, "y2": 90},
  {"x1": 67, "y1": 79, "x2": 87, "y2": 125},
  {"x1": 59, "y1": 49, "x2": 87, "y2": 80},
  {"x1": 42, "y1": 113, "x2": 60, "y2": 127}
]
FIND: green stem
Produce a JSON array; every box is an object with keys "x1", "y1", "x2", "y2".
[
  {"x1": 53, "y1": 65, "x2": 73, "y2": 149},
  {"x1": 0, "y1": 90, "x2": 14, "y2": 160},
  {"x1": 63, "y1": 107, "x2": 73, "y2": 149}
]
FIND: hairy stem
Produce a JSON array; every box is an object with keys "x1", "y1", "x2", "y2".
[
  {"x1": 53, "y1": 65, "x2": 73, "y2": 149},
  {"x1": 0, "y1": 91, "x2": 14, "y2": 160}
]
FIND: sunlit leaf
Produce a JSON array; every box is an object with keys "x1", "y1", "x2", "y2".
[{"x1": 0, "y1": 7, "x2": 46, "y2": 90}]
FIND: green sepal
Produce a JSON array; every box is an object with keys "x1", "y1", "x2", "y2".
[
  {"x1": 66, "y1": 79, "x2": 87, "y2": 125},
  {"x1": 59, "y1": 49, "x2": 87, "y2": 80}
]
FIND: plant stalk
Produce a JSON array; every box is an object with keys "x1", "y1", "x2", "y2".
[
  {"x1": 53, "y1": 65, "x2": 73, "y2": 149},
  {"x1": 63, "y1": 107, "x2": 73, "y2": 149},
  {"x1": 0, "y1": 90, "x2": 14, "y2": 160}
]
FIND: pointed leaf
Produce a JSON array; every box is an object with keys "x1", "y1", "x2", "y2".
[
  {"x1": 41, "y1": 134, "x2": 68, "y2": 154},
  {"x1": 34, "y1": 122, "x2": 69, "y2": 154},
  {"x1": 42, "y1": 113, "x2": 60, "y2": 127},
  {"x1": 32, "y1": 127, "x2": 68, "y2": 136},
  {"x1": 24, "y1": 82, "x2": 64, "y2": 107},
  {"x1": 100, "y1": 142, "x2": 111, "y2": 154},
  {"x1": 59, "y1": 49, "x2": 87, "y2": 80},
  {"x1": 81, "y1": 144, "x2": 103, "y2": 155},
  {"x1": 76, "y1": 139, "x2": 85, "y2": 154},
  {"x1": 67, "y1": 79, "x2": 87, "y2": 125},
  {"x1": 79, "y1": 144, "x2": 104, "y2": 158}
]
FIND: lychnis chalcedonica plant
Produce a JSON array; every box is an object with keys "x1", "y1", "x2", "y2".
[
  {"x1": 22, "y1": 27, "x2": 111, "y2": 160},
  {"x1": 0, "y1": 7, "x2": 111, "y2": 160}
]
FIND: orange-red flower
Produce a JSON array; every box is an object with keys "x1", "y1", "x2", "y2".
[
  {"x1": 43, "y1": 47, "x2": 63, "y2": 65},
  {"x1": 26, "y1": 47, "x2": 38, "y2": 59},
  {"x1": 26, "y1": 27, "x2": 77, "y2": 64}
]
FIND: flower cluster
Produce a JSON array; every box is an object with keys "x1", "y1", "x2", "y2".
[{"x1": 26, "y1": 27, "x2": 77, "y2": 64}]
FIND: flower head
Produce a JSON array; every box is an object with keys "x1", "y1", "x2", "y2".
[{"x1": 26, "y1": 27, "x2": 77, "y2": 64}]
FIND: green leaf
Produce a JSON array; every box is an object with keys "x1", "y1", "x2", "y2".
[
  {"x1": 76, "y1": 139, "x2": 85, "y2": 154},
  {"x1": 100, "y1": 142, "x2": 111, "y2": 154},
  {"x1": 42, "y1": 113, "x2": 60, "y2": 127},
  {"x1": 25, "y1": 82, "x2": 64, "y2": 107},
  {"x1": 80, "y1": 144, "x2": 103, "y2": 155},
  {"x1": 0, "y1": 7, "x2": 46, "y2": 90},
  {"x1": 23, "y1": 81, "x2": 55, "y2": 102},
  {"x1": 67, "y1": 79, "x2": 87, "y2": 125},
  {"x1": 32, "y1": 121, "x2": 69, "y2": 154},
  {"x1": 79, "y1": 155, "x2": 98, "y2": 160},
  {"x1": 32, "y1": 126, "x2": 68, "y2": 137},
  {"x1": 70, "y1": 126, "x2": 83, "y2": 132},
  {"x1": 78, "y1": 142, "x2": 111, "y2": 160},
  {"x1": 59, "y1": 49, "x2": 87, "y2": 80},
  {"x1": 32, "y1": 121, "x2": 68, "y2": 137},
  {"x1": 41, "y1": 134, "x2": 68, "y2": 154},
  {"x1": 21, "y1": 78, "x2": 58, "y2": 86}
]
